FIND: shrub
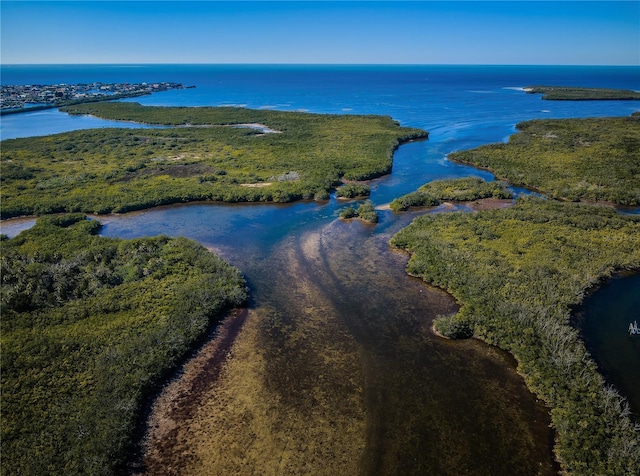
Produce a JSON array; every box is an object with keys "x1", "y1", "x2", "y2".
[
  {"x1": 340, "y1": 206, "x2": 357, "y2": 219},
  {"x1": 433, "y1": 314, "x2": 474, "y2": 339},
  {"x1": 390, "y1": 191, "x2": 439, "y2": 211},
  {"x1": 336, "y1": 183, "x2": 371, "y2": 198},
  {"x1": 356, "y1": 201, "x2": 378, "y2": 223}
]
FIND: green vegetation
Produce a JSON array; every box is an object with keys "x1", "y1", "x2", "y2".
[
  {"x1": 526, "y1": 86, "x2": 640, "y2": 101},
  {"x1": 340, "y1": 206, "x2": 357, "y2": 219},
  {"x1": 389, "y1": 177, "x2": 512, "y2": 211},
  {"x1": 336, "y1": 183, "x2": 371, "y2": 198},
  {"x1": 0, "y1": 102, "x2": 426, "y2": 219},
  {"x1": 432, "y1": 314, "x2": 474, "y2": 339},
  {"x1": 355, "y1": 201, "x2": 378, "y2": 223},
  {"x1": 340, "y1": 200, "x2": 378, "y2": 223},
  {"x1": 449, "y1": 115, "x2": 640, "y2": 205},
  {"x1": 391, "y1": 197, "x2": 640, "y2": 475},
  {"x1": 389, "y1": 190, "x2": 440, "y2": 211},
  {"x1": 0, "y1": 214, "x2": 247, "y2": 475}
]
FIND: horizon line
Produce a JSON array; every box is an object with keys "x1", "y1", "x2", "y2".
[{"x1": 2, "y1": 62, "x2": 639, "y2": 67}]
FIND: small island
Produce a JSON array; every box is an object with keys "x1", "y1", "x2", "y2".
[
  {"x1": 339, "y1": 200, "x2": 378, "y2": 223},
  {"x1": 525, "y1": 85, "x2": 640, "y2": 101}
]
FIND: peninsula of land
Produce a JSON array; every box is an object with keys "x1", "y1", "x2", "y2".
[
  {"x1": 0, "y1": 81, "x2": 190, "y2": 114},
  {"x1": 449, "y1": 113, "x2": 640, "y2": 205},
  {"x1": 1, "y1": 214, "x2": 248, "y2": 475},
  {"x1": 0, "y1": 103, "x2": 426, "y2": 219}
]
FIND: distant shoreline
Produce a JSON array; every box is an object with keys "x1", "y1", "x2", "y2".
[
  {"x1": 1, "y1": 93, "x2": 150, "y2": 116},
  {"x1": 1, "y1": 82, "x2": 192, "y2": 115}
]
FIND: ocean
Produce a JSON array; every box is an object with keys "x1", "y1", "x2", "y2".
[{"x1": 2, "y1": 64, "x2": 639, "y2": 142}]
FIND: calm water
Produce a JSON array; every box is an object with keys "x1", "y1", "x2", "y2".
[
  {"x1": 577, "y1": 274, "x2": 640, "y2": 414},
  {"x1": 2, "y1": 64, "x2": 639, "y2": 473}
]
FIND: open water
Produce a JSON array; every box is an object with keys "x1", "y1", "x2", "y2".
[{"x1": 2, "y1": 64, "x2": 639, "y2": 474}]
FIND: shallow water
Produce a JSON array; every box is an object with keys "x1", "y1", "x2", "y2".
[
  {"x1": 127, "y1": 202, "x2": 557, "y2": 475},
  {"x1": 283, "y1": 218, "x2": 556, "y2": 475}
]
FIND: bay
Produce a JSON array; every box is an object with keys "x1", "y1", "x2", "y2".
[{"x1": 2, "y1": 64, "x2": 639, "y2": 474}]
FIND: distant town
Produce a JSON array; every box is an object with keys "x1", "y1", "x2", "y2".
[{"x1": 1, "y1": 81, "x2": 191, "y2": 113}]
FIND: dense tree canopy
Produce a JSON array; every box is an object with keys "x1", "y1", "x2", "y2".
[
  {"x1": 1, "y1": 215, "x2": 247, "y2": 475},
  {"x1": 0, "y1": 104, "x2": 426, "y2": 218},
  {"x1": 391, "y1": 196, "x2": 640, "y2": 475},
  {"x1": 449, "y1": 115, "x2": 640, "y2": 205}
]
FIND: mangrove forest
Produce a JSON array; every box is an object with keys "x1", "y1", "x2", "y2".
[
  {"x1": 449, "y1": 114, "x2": 640, "y2": 205},
  {"x1": 0, "y1": 215, "x2": 247, "y2": 475},
  {"x1": 526, "y1": 86, "x2": 640, "y2": 101},
  {"x1": 0, "y1": 103, "x2": 426, "y2": 219}
]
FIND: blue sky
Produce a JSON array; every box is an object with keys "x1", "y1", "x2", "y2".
[{"x1": 2, "y1": 1, "x2": 638, "y2": 65}]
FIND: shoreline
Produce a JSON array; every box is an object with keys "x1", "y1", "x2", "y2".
[
  {"x1": 447, "y1": 155, "x2": 640, "y2": 211},
  {"x1": 133, "y1": 307, "x2": 249, "y2": 473},
  {"x1": 430, "y1": 321, "x2": 451, "y2": 340},
  {"x1": 1, "y1": 106, "x2": 426, "y2": 220},
  {"x1": 1, "y1": 82, "x2": 189, "y2": 116}
]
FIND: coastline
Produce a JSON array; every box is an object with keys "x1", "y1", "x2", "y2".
[
  {"x1": 446, "y1": 157, "x2": 640, "y2": 211},
  {"x1": 1, "y1": 93, "x2": 151, "y2": 116},
  {"x1": 1, "y1": 82, "x2": 190, "y2": 115},
  {"x1": 134, "y1": 307, "x2": 249, "y2": 473}
]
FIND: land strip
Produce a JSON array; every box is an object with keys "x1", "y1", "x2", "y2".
[
  {"x1": 389, "y1": 176, "x2": 512, "y2": 212},
  {"x1": 525, "y1": 86, "x2": 640, "y2": 101},
  {"x1": 1, "y1": 103, "x2": 426, "y2": 219}
]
